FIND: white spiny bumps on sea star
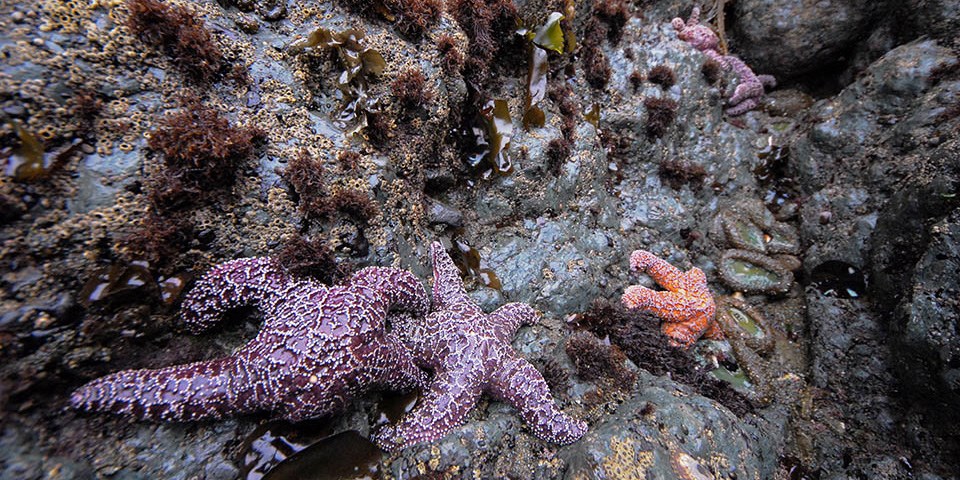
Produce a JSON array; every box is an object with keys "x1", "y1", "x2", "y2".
[
  {"x1": 70, "y1": 257, "x2": 429, "y2": 422},
  {"x1": 372, "y1": 241, "x2": 588, "y2": 451},
  {"x1": 672, "y1": 7, "x2": 776, "y2": 115},
  {"x1": 622, "y1": 250, "x2": 723, "y2": 348}
]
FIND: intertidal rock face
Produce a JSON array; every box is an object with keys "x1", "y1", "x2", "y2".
[{"x1": 732, "y1": 0, "x2": 888, "y2": 78}]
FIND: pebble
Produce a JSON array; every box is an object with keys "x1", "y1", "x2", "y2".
[{"x1": 12, "y1": 11, "x2": 25, "y2": 23}]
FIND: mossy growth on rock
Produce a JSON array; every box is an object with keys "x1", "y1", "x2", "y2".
[
  {"x1": 282, "y1": 150, "x2": 379, "y2": 225},
  {"x1": 147, "y1": 96, "x2": 265, "y2": 196},
  {"x1": 275, "y1": 236, "x2": 351, "y2": 285},
  {"x1": 565, "y1": 331, "x2": 637, "y2": 389},
  {"x1": 659, "y1": 157, "x2": 706, "y2": 190},
  {"x1": 118, "y1": 213, "x2": 193, "y2": 266},
  {"x1": 702, "y1": 58, "x2": 723, "y2": 85},
  {"x1": 573, "y1": 299, "x2": 755, "y2": 417},
  {"x1": 447, "y1": 0, "x2": 520, "y2": 83},
  {"x1": 126, "y1": 0, "x2": 229, "y2": 84},
  {"x1": 643, "y1": 97, "x2": 679, "y2": 139},
  {"x1": 648, "y1": 64, "x2": 677, "y2": 89},
  {"x1": 391, "y1": 68, "x2": 434, "y2": 114},
  {"x1": 338, "y1": 0, "x2": 442, "y2": 39},
  {"x1": 435, "y1": 34, "x2": 464, "y2": 74},
  {"x1": 580, "y1": 0, "x2": 631, "y2": 89}
]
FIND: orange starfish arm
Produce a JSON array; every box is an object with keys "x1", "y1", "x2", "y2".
[{"x1": 630, "y1": 250, "x2": 686, "y2": 291}]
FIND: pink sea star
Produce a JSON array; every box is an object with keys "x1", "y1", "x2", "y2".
[
  {"x1": 621, "y1": 250, "x2": 723, "y2": 348},
  {"x1": 70, "y1": 257, "x2": 429, "y2": 422},
  {"x1": 671, "y1": 7, "x2": 776, "y2": 116},
  {"x1": 373, "y1": 242, "x2": 588, "y2": 451}
]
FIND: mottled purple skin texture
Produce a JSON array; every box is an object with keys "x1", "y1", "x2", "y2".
[
  {"x1": 672, "y1": 7, "x2": 776, "y2": 116},
  {"x1": 373, "y1": 242, "x2": 588, "y2": 451},
  {"x1": 70, "y1": 257, "x2": 429, "y2": 422}
]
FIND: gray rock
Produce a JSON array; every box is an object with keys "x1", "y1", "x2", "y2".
[
  {"x1": 732, "y1": 0, "x2": 889, "y2": 78},
  {"x1": 889, "y1": 208, "x2": 960, "y2": 428},
  {"x1": 561, "y1": 371, "x2": 778, "y2": 479},
  {"x1": 425, "y1": 197, "x2": 463, "y2": 228},
  {"x1": 897, "y1": 0, "x2": 960, "y2": 41}
]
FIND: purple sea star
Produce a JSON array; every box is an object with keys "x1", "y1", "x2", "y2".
[
  {"x1": 671, "y1": 7, "x2": 776, "y2": 115},
  {"x1": 372, "y1": 242, "x2": 588, "y2": 451},
  {"x1": 70, "y1": 257, "x2": 429, "y2": 422}
]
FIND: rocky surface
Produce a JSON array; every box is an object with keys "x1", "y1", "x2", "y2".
[
  {"x1": 731, "y1": 0, "x2": 889, "y2": 79},
  {"x1": 1, "y1": 0, "x2": 958, "y2": 479}
]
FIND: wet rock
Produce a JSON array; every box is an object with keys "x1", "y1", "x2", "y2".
[
  {"x1": 732, "y1": 0, "x2": 889, "y2": 78},
  {"x1": 258, "y1": 0, "x2": 286, "y2": 21},
  {"x1": 560, "y1": 371, "x2": 778, "y2": 479},
  {"x1": 68, "y1": 147, "x2": 141, "y2": 214},
  {"x1": 234, "y1": 13, "x2": 259, "y2": 34},
  {"x1": 897, "y1": 0, "x2": 960, "y2": 41},
  {"x1": 760, "y1": 89, "x2": 814, "y2": 117},
  {"x1": 425, "y1": 197, "x2": 463, "y2": 228},
  {"x1": 784, "y1": 36, "x2": 960, "y2": 475},
  {"x1": 887, "y1": 209, "x2": 960, "y2": 433}
]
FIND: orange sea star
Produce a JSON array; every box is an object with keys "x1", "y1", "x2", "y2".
[{"x1": 621, "y1": 250, "x2": 723, "y2": 348}]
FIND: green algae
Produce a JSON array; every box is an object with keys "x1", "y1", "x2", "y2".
[
  {"x1": 520, "y1": 12, "x2": 565, "y2": 130},
  {"x1": 81, "y1": 261, "x2": 192, "y2": 307},
  {"x1": 584, "y1": 103, "x2": 600, "y2": 127},
  {"x1": 80, "y1": 261, "x2": 156, "y2": 307},
  {"x1": 157, "y1": 272, "x2": 193, "y2": 306},
  {"x1": 450, "y1": 235, "x2": 502, "y2": 290},
  {"x1": 523, "y1": 47, "x2": 549, "y2": 129}
]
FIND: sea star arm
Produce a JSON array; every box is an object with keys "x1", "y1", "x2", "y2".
[
  {"x1": 629, "y1": 250, "x2": 686, "y2": 291},
  {"x1": 69, "y1": 353, "x2": 262, "y2": 421},
  {"x1": 366, "y1": 332, "x2": 429, "y2": 392},
  {"x1": 372, "y1": 368, "x2": 482, "y2": 452},
  {"x1": 429, "y1": 241, "x2": 472, "y2": 311},
  {"x1": 726, "y1": 97, "x2": 762, "y2": 116},
  {"x1": 661, "y1": 317, "x2": 711, "y2": 348},
  {"x1": 758, "y1": 74, "x2": 777, "y2": 89},
  {"x1": 348, "y1": 267, "x2": 429, "y2": 317},
  {"x1": 180, "y1": 257, "x2": 291, "y2": 334},
  {"x1": 488, "y1": 353, "x2": 587, "y2": 445},
  {"x1": 486, "y1": 302, "x2": 539, "y2": 343}
]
